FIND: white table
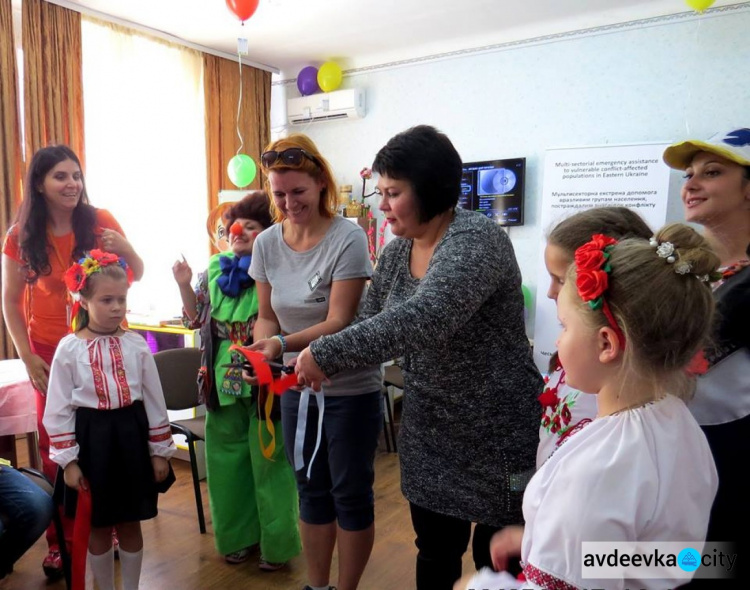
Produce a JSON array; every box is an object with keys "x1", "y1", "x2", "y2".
[{"x1": 0, "y1": 359, "x2": 40, "y2": 468}]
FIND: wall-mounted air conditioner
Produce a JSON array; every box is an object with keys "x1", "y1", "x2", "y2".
[{"x1": 287, "y1": 88, "x2": 365, "y2": 125}]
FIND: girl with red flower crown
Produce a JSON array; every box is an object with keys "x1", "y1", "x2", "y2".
[
  {"x1": 458, "y1": 223, "x2": 719, "y2": 590},
  {"x1": 535, "y1": 207, "x2": 652, "y2": 467},
  {"x1": 44, "y1": 252, "x2": 174, "y2": 590}
]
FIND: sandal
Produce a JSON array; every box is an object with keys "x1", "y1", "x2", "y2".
[
  {"x1": 225, "y1": 547, "x2": 252, "y2": 564},
  {"x1": 259, "y1": 556, "x2": 286, "y2": 571}
]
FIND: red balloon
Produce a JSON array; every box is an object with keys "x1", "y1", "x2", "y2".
[{"x1": 226, "y1": 0, "x2": 260, "y2": 22}]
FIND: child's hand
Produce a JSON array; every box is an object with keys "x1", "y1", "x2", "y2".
[
  {"x1": 490, "y1": 525, "x2": 524, "y2": 572},
  {"x1": 152, "y1": 456, "x2": 169, "y2": 482},
  {"x1": 63, "y1": 461, "x2": 88, "y2": 491},
  {"x1": 172, "y1": 257, "x2": 193, "y2": 287}
]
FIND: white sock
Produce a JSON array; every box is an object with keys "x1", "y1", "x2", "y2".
[
  {"x1": 308, "y1": 586, "x2": 331, "y2": 590},
  {"x1": 118, "y1": 548, "x2": 143, "y2": 590},
  {"x1": 87, "y1": 547, "x2": 115, "y2": 590}
]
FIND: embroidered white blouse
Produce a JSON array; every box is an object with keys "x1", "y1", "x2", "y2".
[
  {"x1": 43, "y1": 331, "x2": 176, "y2": 469},
  {"x1": 465, "y1": 395, "x2": 718, "y2": 590}
]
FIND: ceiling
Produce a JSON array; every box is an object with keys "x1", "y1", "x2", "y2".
[{"x1": 17, "y1": 1, "x2": 740, "y2": 77}]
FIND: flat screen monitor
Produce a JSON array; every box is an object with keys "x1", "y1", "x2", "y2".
[{"x1": 459, "y1": 157, "x2": 526, "y2": 226}]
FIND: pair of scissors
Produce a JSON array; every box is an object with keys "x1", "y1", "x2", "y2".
[{"x1": 220, "y1": 360, "x2": 295, "y2": 375}]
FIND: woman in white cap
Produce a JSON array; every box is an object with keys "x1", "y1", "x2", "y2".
[{"x1": 662, "y1": 128, "x2": 750, "y2": 588}]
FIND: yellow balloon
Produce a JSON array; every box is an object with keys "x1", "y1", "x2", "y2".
[
  {"x1": 685, "y1": 0, "x2": 715, "y2": 11},
  {"x1": 317, "y1": 61, "x2": 343, "y2": 93}
]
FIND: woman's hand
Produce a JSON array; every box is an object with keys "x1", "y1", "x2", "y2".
[
  {"x1": 172, "y1": 257, "x2": 193, "y2": 287},
  {"x1": 247, "y1": 337, "x2": 283, "y2": 361},
  {"x1": 63, "y1": 461, "x2": 88, "y2": 491},
  {"x1": 100, "y1": 228, "x2": 132, "y2": 256},
  {"x1": 152, "y1": 456, "x2": 169, "y2": 482},
  {"x1": 295, "y1": 347, "x2": 329, "y2": 391},
  {"x1": 22, "y1": 352, "x2": 50, "y2": 394},
  {"x1": 490, "y1": 525, "x2": 524, "y2": 572}
]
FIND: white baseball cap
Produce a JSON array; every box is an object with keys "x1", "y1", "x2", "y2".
[{"x1": 663, "y1": 128, "x2": 750, "y2": 170}]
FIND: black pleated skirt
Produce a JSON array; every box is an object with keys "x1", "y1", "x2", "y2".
[{"x1": 55, "y1": 401, "x2": 167, "y2": 527}]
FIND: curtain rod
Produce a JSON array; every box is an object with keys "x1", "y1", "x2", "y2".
[{"x1": 43, "y1": 0, "x2": 279, "y2": 74}]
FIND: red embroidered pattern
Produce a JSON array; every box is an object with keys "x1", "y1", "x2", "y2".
[
  {"x1": 109, "y1": 339, "x2": 131, "y2": 406},
  {"x1": 524, "y1": 563, "x2": 577, "y2": 590},
  {"x1": 149, "y1": 432, "x2": 173, "y2": 443},
  {"x1": 89, "y1": 340, "x2": 109, "y2": 409},
  {"x1": 51, "y1": 439, "x2": 76, "y2": 449}
]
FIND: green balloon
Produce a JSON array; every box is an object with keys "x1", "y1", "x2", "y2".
[{"x1": 227, "y1": 154, "x2": 257, "y2": 188}]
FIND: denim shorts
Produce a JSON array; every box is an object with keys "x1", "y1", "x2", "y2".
[{"x1": 281, "y1": 390, "x2": 382, "y2": 531}]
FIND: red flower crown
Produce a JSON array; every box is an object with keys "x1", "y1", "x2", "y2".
[
  {"x1": 64, "y1": 249, "x2": 134, "y2": 295},
  {"x1": 574, "y1": 234, "x2": 626, "y2": 347}
]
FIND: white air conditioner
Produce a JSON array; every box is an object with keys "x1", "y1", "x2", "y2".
[{"x1": 287, "y1": 88, "x2": 365, "y2": 125}]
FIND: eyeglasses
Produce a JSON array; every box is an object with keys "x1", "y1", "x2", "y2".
[{"x1": 261, "y1": 148, "x2": 322, "y2": 170}]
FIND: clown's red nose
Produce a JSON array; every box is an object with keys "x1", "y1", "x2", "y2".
[{"x1": 229, "y1": 222, "x2": 243, "y2": 236}]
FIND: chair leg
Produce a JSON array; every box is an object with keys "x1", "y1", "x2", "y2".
[
  {"x1": 384, "y1": 386, "x2": 398, "y2": 453},
  {"x1": 54, "y1": 511, "x2": 72, "y2": 589},
  {"x1": 186, "y1": 437, "x2": 206, "y2": 534}
]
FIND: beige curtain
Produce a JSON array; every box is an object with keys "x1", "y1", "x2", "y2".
[
  {"x1": 204, "y1": 54, "x2": 271, "y2": 248},
  {"x1": 0, "y1": 0, "x2": 22, "y2": 360},
  {"x1": 22, "y1": 0, "x2": 85, "y2": 163}
]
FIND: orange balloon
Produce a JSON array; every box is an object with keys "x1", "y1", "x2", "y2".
[{"x1": 226, "y1": 0, "x2": 259, "y2": 22}]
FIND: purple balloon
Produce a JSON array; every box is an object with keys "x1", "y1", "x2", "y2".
[{"x1": 297, "y1": 66, "x2": 320, "y2": 96}]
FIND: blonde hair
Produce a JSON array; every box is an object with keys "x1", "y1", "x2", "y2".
[
  {"x1": 261, "y1": 134, "x2": 338, "y2": 223},
  {"x1": 566, "y1": 223, "x2": 719, "y2": 398}
]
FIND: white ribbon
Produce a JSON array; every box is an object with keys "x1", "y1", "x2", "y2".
[{"x1": 293, "y1": 386, "x2": 325, "y2": 480}]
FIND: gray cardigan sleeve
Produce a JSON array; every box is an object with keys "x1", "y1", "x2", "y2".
[{"x1": 310, "y1": 222, "x2": 514, "y2": 375}]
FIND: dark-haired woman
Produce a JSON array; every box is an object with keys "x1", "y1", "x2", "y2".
[
  {"x1": 663, "y1": 128, "x2": 750, "y2": 588},
  {"x1": 173, "y1": 191, "x2": 301, "y2": 569},
  {"x1": 295, "y1": 125, "x2": 543, "y2": 590},
  {"x1": 1, "y1": 145, "x2": 142, "y2": 577}
]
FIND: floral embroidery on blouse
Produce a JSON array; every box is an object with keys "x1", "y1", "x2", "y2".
[{"x1": 539, "y1": 368, "x2": 584, "y2": 441}]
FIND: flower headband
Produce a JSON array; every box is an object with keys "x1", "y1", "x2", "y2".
[
  {"x1": 64, "y1": 249, "x2": 134, "y2": 295},
  {"x1": 574, "y1": 234, "x2": 626, "y2": 348}
]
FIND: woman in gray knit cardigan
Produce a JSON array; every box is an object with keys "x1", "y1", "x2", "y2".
[{"x1": 295, "y1": 125, "x2": 543, "y2": 590}]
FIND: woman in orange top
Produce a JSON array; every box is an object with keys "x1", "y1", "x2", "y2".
[{"x1": 1, "y1": 145, "x2": 143, "y2": 578}]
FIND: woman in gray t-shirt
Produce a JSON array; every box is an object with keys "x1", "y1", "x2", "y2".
[
  {"x1": 248, "y1": 134, "x2": 382, "y2": 590},
  {"x1": 295, "y1": 125, "x2": 544, "y2": 590}
]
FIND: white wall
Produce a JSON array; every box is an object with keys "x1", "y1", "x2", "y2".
[{"x1": 271, "y1": 7, "x2": 750, "y2": 332}]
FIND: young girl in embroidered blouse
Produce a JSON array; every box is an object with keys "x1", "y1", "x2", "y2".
[
  {"x1": 537, "y1": 207, "x2": 652, "y2": 467},
  {"x1": 43, "y1": 251, "x2": 175, "y2": 590},
  {"x1": 459, "y1": 224, "x2": 720, "y2": 590}
]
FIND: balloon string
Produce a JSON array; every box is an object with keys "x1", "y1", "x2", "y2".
[{"x1": 236, "y1": 50, "x2": 244, "y2": 156}]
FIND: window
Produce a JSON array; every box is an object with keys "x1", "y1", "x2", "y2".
[{"x1": 81, "y1": 18, "x2": 209, "y2": 320}]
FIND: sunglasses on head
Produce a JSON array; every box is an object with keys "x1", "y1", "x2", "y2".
[{"x1": 261, "y1": 148, "x2": 322, "y2": 170}]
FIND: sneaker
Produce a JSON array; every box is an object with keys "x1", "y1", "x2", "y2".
[
  {"x1": 302, "y1": 586, "x2": 337, "y2": 590},
  {"x1": 42, "y1": 549, "x2": 63, "y2": 579},
  {"x1": 259, "y1": 556, "x2": 286, "y2": 571}
]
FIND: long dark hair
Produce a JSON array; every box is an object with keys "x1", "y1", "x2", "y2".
[{"x1": 16, "y1": 146, "x2": 98, "y2": 282}]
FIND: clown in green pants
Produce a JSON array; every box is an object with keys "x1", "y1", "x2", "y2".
[{"x1": 205, "y1": 396, "x2": 300, "y2": 562}]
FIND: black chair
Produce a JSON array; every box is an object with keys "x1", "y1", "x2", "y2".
[
  {"x1": 152, "y1": 348, "x2": 206, "y2": 534},
  {"x1": 17, "y1": 467, "x2": 71, "y2": 589},
  {"x1": 382, "y1": 365, "x2": 403, "y2": 453}
]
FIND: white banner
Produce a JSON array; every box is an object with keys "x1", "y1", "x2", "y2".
[{"x1": 532, "y1": 143, "x2": 671, "y2": 373}]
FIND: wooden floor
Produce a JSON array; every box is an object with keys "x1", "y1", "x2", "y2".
[{"x1": 3, "y1": 429, "x2": 474, "y2": 590}]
